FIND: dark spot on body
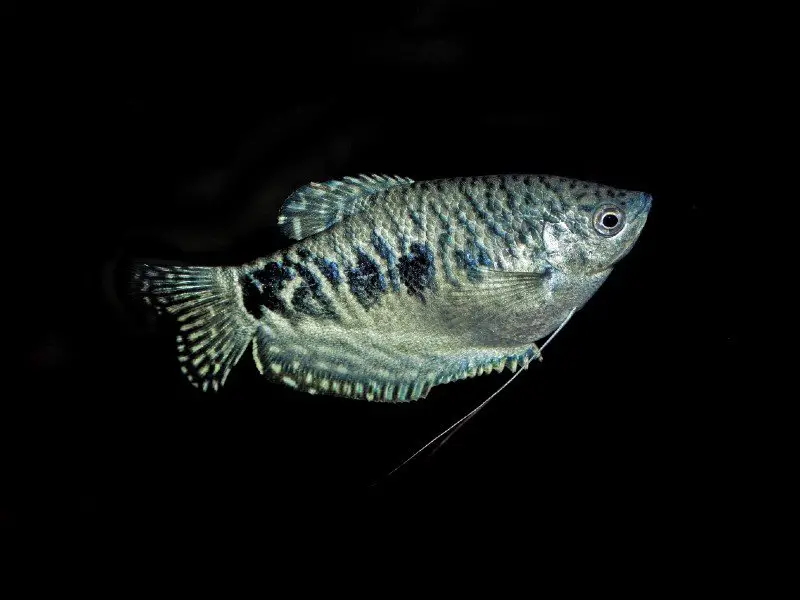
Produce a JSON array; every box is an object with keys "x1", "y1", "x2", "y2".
[
  {"x1": 296, "y1": 247, "x2": 341, "y2": 291},
  {"x1": 291, "y1": 282, "x2": 337, "y2": 319},
  {"x1": 292, "y1": 263, "x2": 336, "y2": 318},
  {"x1": 398, "y1": 242, "x2": 436, "y2": 302},
  {"x1": 310, "y1": 256, "x2": 340, "y2": 285},
  {"x1": 240, "y1": 262, "x2": 294, "y2": 317},
  {"x1": 477, "y1": 247, "x2": 493, "y2": 267},
  {"x1": 241, "y1": 277, "x2": 264, "y2": 317},
  {"x1": 348, "y1": 249, "x2": 386, "y2": 308},
  {"x1": 291, "y1": 285, "x2": 316, "y2": 315},
  {"x1": 524, "y1": 175, "x2": 533, "y2": 187}
]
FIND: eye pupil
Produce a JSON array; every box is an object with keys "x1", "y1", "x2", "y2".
[
  {"x1": 593, "y1": 204, "x2": 625, "y2": 236},
  {"x1": 602, "y1": 213, "x2": 619, "y2": 228}
]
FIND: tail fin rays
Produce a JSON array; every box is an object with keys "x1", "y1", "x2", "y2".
[{"x1": 131, "y1": 264, "x2": 255, "y2": 391}]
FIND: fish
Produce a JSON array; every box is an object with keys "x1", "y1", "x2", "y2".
[{"x1": 132, "y1": 174, "x2": 651, "y2": 401}]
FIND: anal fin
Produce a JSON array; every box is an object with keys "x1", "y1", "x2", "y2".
[
  {"x1": 251, "y1": 325, "x2": 432, "y2": 402},
  {"x1": 250, "y1": 320, "x2": 538, "y2": 402}
]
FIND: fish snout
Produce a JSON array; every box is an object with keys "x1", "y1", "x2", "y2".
[{"x1": 629, "y1": 192, "x2": 653, "y2": 219}]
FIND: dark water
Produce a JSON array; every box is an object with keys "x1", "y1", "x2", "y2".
[{"x1": 6, "y1": 3, "x2": 745, "y2": 539}]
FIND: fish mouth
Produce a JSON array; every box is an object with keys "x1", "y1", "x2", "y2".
[
  {"x1": 585, "y1": 265, "x2": 614, "y2": 277},
  {"x1": 629, "y1": 192, "x2": 653, "y2": 221}
]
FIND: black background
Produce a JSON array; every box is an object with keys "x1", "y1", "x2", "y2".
[{"x1": 6, "y1": 2, "x2": 746, "y2": 539}]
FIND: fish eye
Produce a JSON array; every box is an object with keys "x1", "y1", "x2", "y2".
[{"x1": 593, "y1": 205, "x2": 625, "y2": 237}]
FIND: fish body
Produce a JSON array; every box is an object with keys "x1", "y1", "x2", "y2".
[{"x1": 133, "y1": 174, "x2": 651, "y2": 401}]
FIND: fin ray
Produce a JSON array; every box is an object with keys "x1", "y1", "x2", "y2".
[
  {"x1": 250, "y1": 323, "x2": 537, "y2": 402},
  {"x1": 278, "y1": 174, "x2": 414, "y2": 240},
  {"x1": 440, "y1": 267, "x2": 553, "y2": 330},
  {"x1": 132, "y1": 264, "x2": 255, "y2": 391}
]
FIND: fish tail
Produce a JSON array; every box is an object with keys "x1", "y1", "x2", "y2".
[{"x1": 131, "y1": 263, "x2": 255, "y2": 391}]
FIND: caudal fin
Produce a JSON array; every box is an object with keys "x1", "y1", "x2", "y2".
[{"x1": 131, "y1": 263, "x2": 255, "y2": 391}]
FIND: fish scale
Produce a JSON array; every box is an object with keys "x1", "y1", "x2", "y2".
[{"x1": 132, "y1": 174, "x2": 651, "y2": 400}]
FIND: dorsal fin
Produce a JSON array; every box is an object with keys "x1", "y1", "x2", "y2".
[{"x1": 278, "y1": 174, "x2": 414, "y2": 240}]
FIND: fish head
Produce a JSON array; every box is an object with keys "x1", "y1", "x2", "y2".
[{"x1": 540, "y1": 178, "x2": 652, "y2": 277}]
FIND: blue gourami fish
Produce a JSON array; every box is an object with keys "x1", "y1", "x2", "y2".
[{"x1": 133, "y1": 174, "x2": 651, "y2": 401}]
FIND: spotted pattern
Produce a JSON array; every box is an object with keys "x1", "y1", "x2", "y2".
[
  {"x1": 398, "y1": 242, "x2": 436, "y2": 301},
  {"x1": 289, "y1": 260, "x2": 338, "y2": 319},
  {"x1": 248, "y1": 175, "x2": 636, "y2": 324},
  {"x1": 347, "y1": 249, "x2": 386, "y2": 309},
  {"x1": 241, "y1": 262, "x2": 294, "y2": 317}
]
